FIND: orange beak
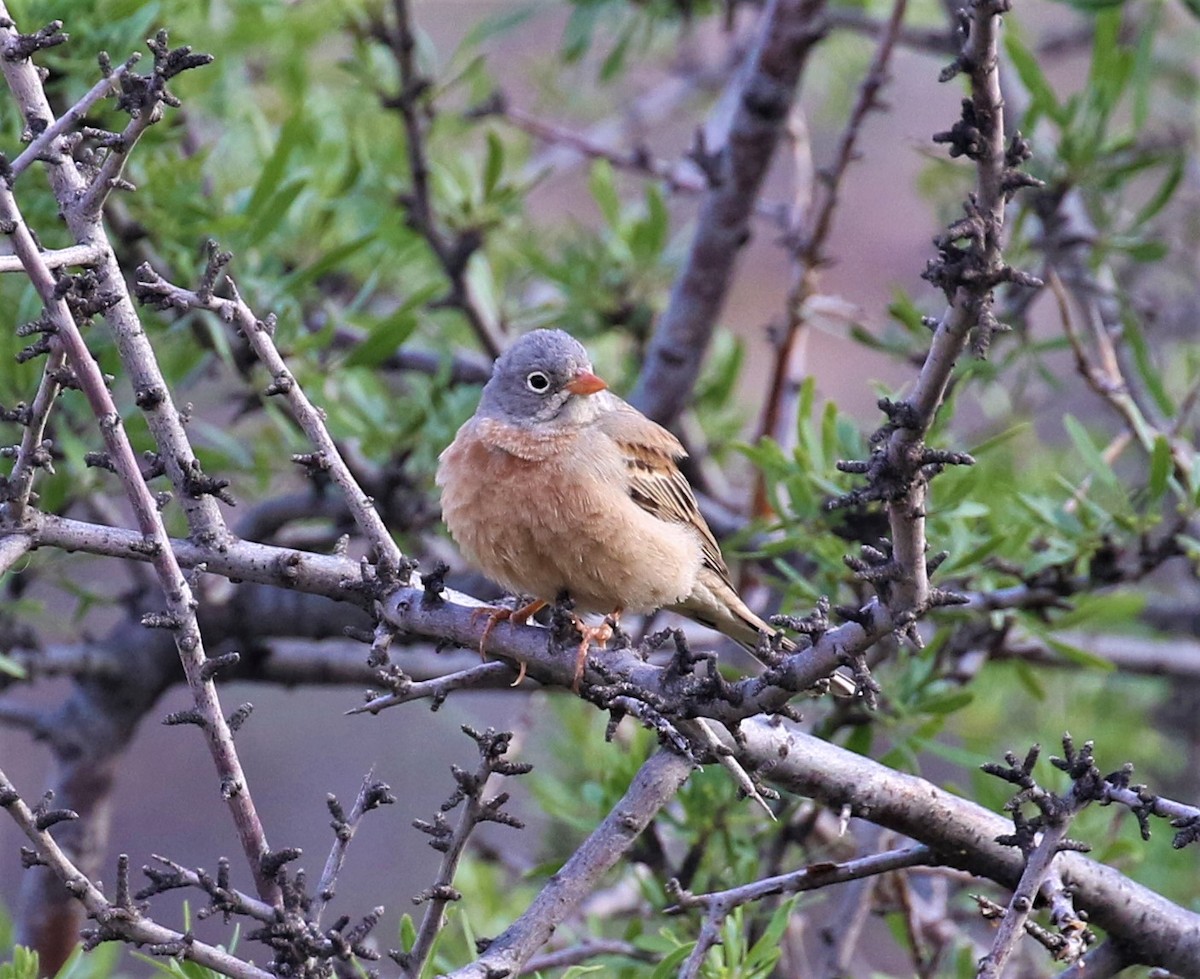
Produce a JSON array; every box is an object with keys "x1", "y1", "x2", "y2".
[{"x1": 565, "y1": 369, "x2": 608, "y2": 396}]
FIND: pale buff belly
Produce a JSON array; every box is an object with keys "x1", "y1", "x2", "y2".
[{"x1": 438, "y1": 430, "x2": 701, "y2": 613}]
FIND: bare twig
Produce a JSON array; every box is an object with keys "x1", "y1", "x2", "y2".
[
  {"x1": 758, "y1": 0, "x2": 909, "y2": 458},
  {"x1": 3, "y1": 346, "x2": 66, "y2": 518},
  {"x1": 0, "y1": 244, "x2": 107, "y2": 273},
  {"x1": 0, "y1": 132, "x2": 278, "y2": 905},
  {"x1": 314, "y1": 773, "x2": 396, "y2": 926},
  {"x1": 399, "y1": 727, "x2": 530, "y2": 978},
  {"x1": 10, "y1": 58, "x2": 136, "y2": 178},
  {"x1": 379, "y1": 0, "x2": 504, "y2": 357},
  {"x1": 0, "y1": 769, "x2": 274, "y2": 979},
  {"x1": 135, "y1": 254, "x2": 408, "y2": 578}
]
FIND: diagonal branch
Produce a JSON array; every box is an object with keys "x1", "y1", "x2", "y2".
[
  {"x1": 0, "y1": 8, "x2": 230, "y2": 546},
  {"x1": 0, "y1": 769, "x2": 273, "y2": 979},
  {"x1": 0, "y1": 143, "x2": 279, "y2": 906},
  {"x1": 442, "y1": 748, "x2": 693, "y2": 978},
  {"x1": 630, "y1": 0, "x2": 830, "y2": 426},
  {"x1": 135, "y1": 252, "x2": 408, "y2": 578}
]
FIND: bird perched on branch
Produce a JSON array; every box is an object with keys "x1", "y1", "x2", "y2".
[{"x1": 437, "y1": 328, "x2": 854, "y2": 694}]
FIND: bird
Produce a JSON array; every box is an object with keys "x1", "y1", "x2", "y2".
[{"x1": 436, "y1": 328, "x2": 855, "y2": 695}]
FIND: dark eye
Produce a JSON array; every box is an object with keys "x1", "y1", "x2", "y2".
[{"x1": 526, "y1": 371, "x2": 551, "y2": 393}]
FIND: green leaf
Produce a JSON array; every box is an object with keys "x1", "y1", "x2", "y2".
[
  {"x1": 1009, "y1": 660, "x2": 1045, "y2": 699},
  {"x1": 1121, "y1": 314, "x2": 1175, "y2": 417},
  {"x1": 561, "y1": 3, "x2": 603, "y2": 63},
  {"x1": 245, "y1": 176, "x2": 306, "y2": 245},
  {"x1": 916, "y1": 689, "x2": 975, "y2": 715},
  {"x1": 599, "y1": 21, "x2": 635, "y2": 82},
  {"x1": 1147, "y1": 434, "x2": 1172, "y2": 503},
  {"x1": 588, "y1": 159, "x2": 621, "y2": 229},
  {"x1": 1050, "y1": 590, "x2": 1145, "y2": 630},
  {"x1": 649, "y1": 945, "x2": 693, "y2": 979},
  {"x1": 1043, "y1": 635, "x2": 1117, "y2": 671},
  {"x1": 0, "y1": 653, "x2": 26, "y2": 680},
  {"x1": 284, "y1": 233, "x2": 376, "y2": 293},
  {"x1": 398, "y1": 913, "x2": 417, "y2": 952},
  {"x1": 245, "y1": 112, "x2": 308, "y2": 221},
  {"x1": 0, "y1": 946, "x2": 39, "y2": 979},
  {"x1": 462, "y1": 3, "x2": 538, "y2": 45},
  {"x1": 1063, "y1": 414, "x2": 1119, "y2": 490},
  {"x1": 482, "y1": 130, "x2": 504, "y2": 200},
  {"x1": 1131, "y1": 154, "x2": 1185, "y2": 228},
  {"x1": 1004, "y1": 32, "x2": 1065, "y2": 126},
  {"x1": 1115, "y1": 239, "x2": 1169, "y2": 262}
]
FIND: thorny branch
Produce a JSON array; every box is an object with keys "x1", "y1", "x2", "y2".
[
  {"x1": 976, "y1": 738, "x2": 1099, "y2": 975},
  {"x1": 314, "y1": 774, "x2": 396, "y2": 926},
  {"x1": 135, "y1": 246, "x2": 409, "y2": 580},
  {"x1": 397, "y1": 727, "x2": 531, "y2": 979},
  {"x1": 0, "y1": 97, "x2": 280, "y2": 914},
  {"x1": 830, "y1": 0, "x2": 1042, "y2": 642},
  {"x1": 0, "y1": 769, "x2": 273, "y2": 979}
]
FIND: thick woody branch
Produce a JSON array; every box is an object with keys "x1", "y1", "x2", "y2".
[
  {"x1": 631, "y1": 0, "x2": 829, "y2": 426},
  {"x1": 739, "y1": 720, "x2": 1200, "y2": 975}
]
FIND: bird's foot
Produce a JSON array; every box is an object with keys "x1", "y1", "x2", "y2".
[
  {"x1": 570, "y1": 609, "x2": 621, "y2": 692},
  {"x1": 472, "y1": 598, "x2": 548, "y2": 665}
]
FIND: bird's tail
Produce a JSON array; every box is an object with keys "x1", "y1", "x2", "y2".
[{"x1": 671, "y1": 583, "x2": 856, "y2": 697}]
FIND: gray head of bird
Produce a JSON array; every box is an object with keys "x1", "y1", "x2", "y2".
[{"x1": 477, "y1": 329, "x2": 610, "y2": 428}]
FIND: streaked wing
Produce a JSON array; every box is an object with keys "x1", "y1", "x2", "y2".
[{"x1": 596, "y1": 400, "x2": 732, "y2": 583}]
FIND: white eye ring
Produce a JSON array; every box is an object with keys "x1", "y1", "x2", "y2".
[{"x1": 526, "y1": 371, "x2": 551, "y2": 393}]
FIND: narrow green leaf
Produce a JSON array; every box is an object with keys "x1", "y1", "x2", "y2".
[
  {"x1": 1063, "y1": 414, "x2": 1119, "y2": 490},
  {"x1": 1122, "y1": 313, "x2": 1174, "y2": 417},
  {"x1": 916, "y1": 689, "x2": 975, "y2": 715},
  {"x1": 599, "y1": 22, "x2": 635, "y2": 81},
  {"x1": 649, "y1": 946, "x2": 693, "y2": 979},
  {"x1": 245, "y1": 177, "x2": 306, "y2": 244},
  {"x1": 482, "y1": 130, "x2": 504, "y2": 200},
  {"x1": 1131, "y1": 154, "x2": 1184, "y2": 228},
  {"x1": 1004, "y1": 32, "x2": 1065, "y2": 125},
  {"x1": 462, "y1": 3, "x2": 537, "y2": 45},
  {"x1": 1044, "y1": 635, "x2": 1117, "y2": 671},
  {"x1": 561, "y1": 4, "x2": 601, "y2": 63},
  {"x1": 588, "y1": 160, "x2": 621, "y2": 229},
  {"x1": 284, "y1": 233, "x2": 376, "y2": 292},
  {"x1": 1147, "y1": 434, "x2": 1172, "y2": 503},
  {"x1": 245, "y1": 113, "x2": 307, "y2": 220}
]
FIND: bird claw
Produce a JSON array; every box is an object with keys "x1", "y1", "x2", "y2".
[
  {"x1": 472, "y1": 599, "x2": 548, "y2": 674},
  {"x1": 570, "y1": 610, "x2": 620, "y2": 692}
]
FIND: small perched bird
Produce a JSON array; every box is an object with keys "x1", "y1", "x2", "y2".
[{"x1": 437, "y1": 328, "x2": 853, "y2": 693}]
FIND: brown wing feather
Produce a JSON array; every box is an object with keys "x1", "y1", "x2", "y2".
[{"x1": 595, "y1": 401, "x2": 732, "y2": 585}]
